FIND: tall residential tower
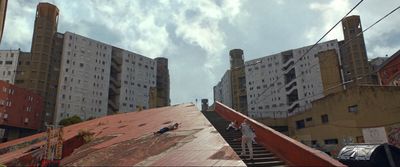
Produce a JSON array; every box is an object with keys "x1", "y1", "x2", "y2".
[
  {"x1": 229, "y1": 49, "x2": 248, "y2": 115},
  {"x1": 15, "y1": 3, "x2": 61, "y2": 127},
  {"x1": 155, "y1": 57, "x2": 170, "y2": 107},
  {"x1": 340, "y1": 15, "x2": 373, "y2": 85}
]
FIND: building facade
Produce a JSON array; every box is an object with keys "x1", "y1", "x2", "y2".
[
  {"x1": 288, "y1": 86, "x2": 400, "y2": 156},
  {"x1": 339, "y1": 15, "x2": 373, "y2": 85},
  {"x1": 6, "y1": 2, "x2": 168, "y2": 126},
  {"x1": 14, "y1": 3, "x2": 60, "y2": 127},
  {"x1": 0, "y1": 50, "x2": 20, "y2": 84},
  {"x1": 54, "y1": 32, "x2": 112, "y2": 123},
  {"x1": 229, "y1": 49, "x2": 248, "y2": 115},
  {"x1": 213, "y1": 70, "x2": 232, "y2": 108},
  {"x1": 370, "y1": 57, "x2": 389, "y2": 84},
  {"x1": 154, "y1": 57, "x2": 170, "y2": 107},
  {"x1": 117, "y1": 48, "x2": 156, "y2": 112},
  {"x1": 246, "y1": 40, "x2": 342, "y2": 118},
  {"x1": 0, "y1": 0, "x2": 7, "y2": 44},
  {"x1": 0, "y1": 80, "x2": 43, "y2": 142},
  {"x1": 54, "y1": 32, "x2": 158, "y2": 124},
  {"x1": 378, "y1": 50, "x2": 400, "y2": 86}
]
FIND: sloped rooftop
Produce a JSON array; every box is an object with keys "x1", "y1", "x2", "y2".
[{"x1": 0, "y1": 103, "x2": 245, "y2": 166}]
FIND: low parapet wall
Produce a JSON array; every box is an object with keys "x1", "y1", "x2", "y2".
[{"x1": 214, "y1": 101, "x2": 345, "y2": 166}]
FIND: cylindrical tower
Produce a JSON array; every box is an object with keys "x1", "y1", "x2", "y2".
[
  {"x1": 25, "y1": 3, "x2": 59, "y2": 127},
  {"x1": 341, "y1": 15, "x2": 372, "y2": 85},
  {"x1": 30, "y1": 2, "x2": 59, "y2": 95},
  {"x1": 229, "y1": 49, "x2": 244, "y2": 69},
  {"x1": 155, "y1": 57, "x2": 170, "y2": 107}
]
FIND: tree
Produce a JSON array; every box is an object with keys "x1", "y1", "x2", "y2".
[{"x1": 59, "y1": 115, "x2": 82, "y2": 126}]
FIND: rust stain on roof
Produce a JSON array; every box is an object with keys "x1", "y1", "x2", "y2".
[{"x1": 0, "y1": 103, "x2": 246, "y2": 166}]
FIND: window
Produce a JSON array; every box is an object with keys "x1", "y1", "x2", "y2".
[
  {"x1": 305, "y1": 117, "x2": 312, "y2": 122},
  {"x1": 321, "y1": 114, "x2": 329, "y2": 124},
  {"x1": 324, "y1": 139, "x2": 338, "y2": 145},
  {"x1": 296, "y1": 120, "x2": 305, "y2": 129},
  {"x1": 348, "y1": 105, "x2": 358, "y2": 113},
  {"x1": 5, "y1": 61, "x2": 12, "y2": 65},
  {"x1": 80, "y1": 63, "x2": 84, "y2": 67}
]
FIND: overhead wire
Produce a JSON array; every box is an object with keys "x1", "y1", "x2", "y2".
[
  {"x1": 248, "y1": 0, "x2": 365, "y2": 104},
  {"x1": 252, "y1": 3, "x2": 400, "y2": 105}
]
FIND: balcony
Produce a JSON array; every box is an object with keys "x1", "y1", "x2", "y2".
[
  {"x1": 111, "y1": 61, "x2": 121, "y2": 73},
  {"x1": 109, "y1": 84, "x2": 120, "y2": 95},
  {"x1": 288, "y1": 102, "x2": 300, "y2": 115},
  {"x1": 287, "y1": 89, "x2": 299, "y2": 106},
  {"x1": 284, "y1": 68, "x2": 296, "y2": 84},
  {"x1": 111, "y1": 55, "x2": 122, "y2": 66},
  {"x1": 285, "y1": 81, "x2": 297, "y2": 92},
  {"x1": 110, "y1": 76, "x2": 121, "y2": 88},
  {"x1": 286, "y1": 86, "x2": 298, "y2": 97},
  {"x1": 281, "y1": 50, "x2": 294, "y2": 64},
  {"x1": 282, "y1": 59, "x2": 294, "y2": 72},
  {"x1": 108, "y1": 99, "x2": 118, "y2": 110}
]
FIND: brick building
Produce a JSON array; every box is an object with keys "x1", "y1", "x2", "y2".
[
  {"x1": 0, "y1": 81, "x2": 43, "y2": 142},
  {"x1": 378, "y1": 50, "x2": 400, "y2": 86}
]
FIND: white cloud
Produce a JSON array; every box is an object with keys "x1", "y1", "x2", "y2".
[
  {"x1": 307, "y1": 0, "x2": 353, "y2": 42},
  {"x1": 1, "y1": 1, "x2": 35, "y2": 50},
  {"x1": 307, "y1": 0, "x2": 400, "y2": 58},
  {"x1": 3, "y1": 0, "x2": 398, "y2": 105}
]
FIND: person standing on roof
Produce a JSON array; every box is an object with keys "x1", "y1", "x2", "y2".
[{"x1": 239, "y1": 119, "x2": 255, "y2": 160}]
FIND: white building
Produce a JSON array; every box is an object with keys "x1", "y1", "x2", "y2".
[
  {"x1": 213, "y1": 70, "x2": 232, "y2": 107},
  {"x1": 55, "y1": 32, "x2": 112, "y2": 123},
  {"x1": 246, "y1": 40, "x2": 342, "y2": 118},
  {"x1": 117, "y1": 48, "x2": 156, "y2": 112},
  {"x1": 0, "y1": 50, "x2": 21, "y2": 84},
  {"x1": 55, "y1": 32, "x2": 158, "y2": 124}
]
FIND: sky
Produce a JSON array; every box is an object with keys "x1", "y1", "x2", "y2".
[{"x1": 1, "y1": 0, "x2": 400, "y2": 105}]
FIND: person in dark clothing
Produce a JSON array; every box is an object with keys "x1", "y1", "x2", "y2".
[{"x1": 153, "y1": 123, "x2": 180, "y2": 135}]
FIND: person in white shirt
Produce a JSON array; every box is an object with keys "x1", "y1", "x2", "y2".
[{"x1": 239, "y1": 119, "x2": 255, "y2": 160}]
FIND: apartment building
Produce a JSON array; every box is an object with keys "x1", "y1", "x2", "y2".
[
  {"x1": 108, "y1": 47, "x2": 156, "y2": 114},
  {"x1": 54, "y1": 32, "x2": 112, "y2": 123},
  {"x1": 213, "y1": 70, "x2": 232, "y2": 108},
  {"x1": 13, "y1": 3, "x2": 61, "y2": 127},
  {"x1": 5, "y1": 2, "x2": 169, "y2": 126},
  {"x1": 340, "y1": 15, "x2": 374, "y2": 85},
  {"x1": 154, "y1": 57, "x2": 170, "y2": 107},
  {"x1": 245, "y1": 40, "x2": 342, "y2": 118},
  {"x1": 0, "y1": 80, "x2": 43, "y2": 142},
  {"x1": 229, "y1": 49, "x2": 248, "y2": 115},
  {"x1": 0, "y1": 0, "x2": 7, "y2": 44},
  {"x1": 0, "y1": 50, "x2": 20, "y2": 84}
]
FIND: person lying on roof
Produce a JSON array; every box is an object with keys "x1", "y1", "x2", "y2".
[{"x1": 153, "y1": 123, "x2": 180, "y2": 135}]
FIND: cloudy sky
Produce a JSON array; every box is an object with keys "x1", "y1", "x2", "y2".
[{"x1": 1, "y1": 0, "x2": 400, "y2": 105}]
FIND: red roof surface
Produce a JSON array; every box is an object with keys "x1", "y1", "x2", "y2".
[{"x1": 0, "y1": 103, "x2": 245, "y2": 166}]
